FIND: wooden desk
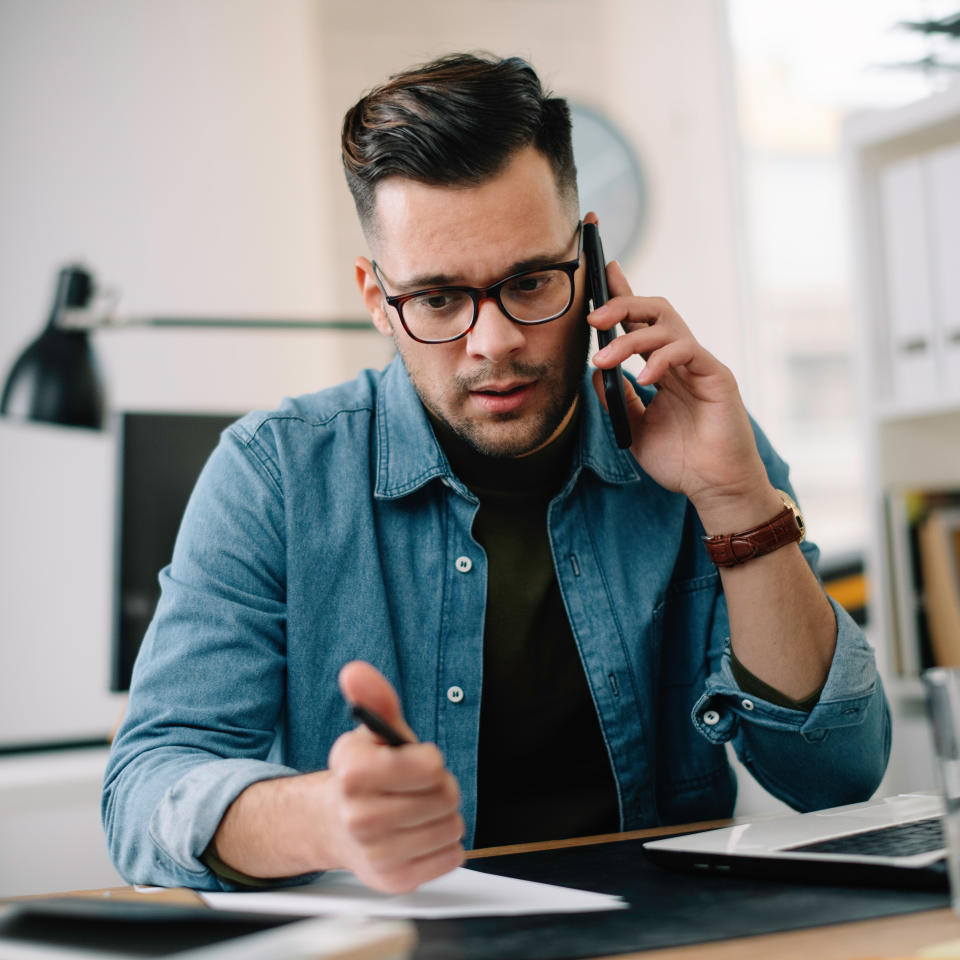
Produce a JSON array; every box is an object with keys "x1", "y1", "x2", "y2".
[{"x1": 11, "y1": 823, "x2": 960, "y2": 960}]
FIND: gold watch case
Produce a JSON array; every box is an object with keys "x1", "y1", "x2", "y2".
[{"x1": 776, "y1": 489, "x2": 806, "y2": 542}]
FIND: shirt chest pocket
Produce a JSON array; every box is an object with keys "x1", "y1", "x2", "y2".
[{"x1": 652, "y1": 573, "x2": 720, "y2": 689}]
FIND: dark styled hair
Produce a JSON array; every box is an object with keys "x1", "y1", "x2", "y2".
[{"x1": 341, "y1": 53, "x2": 577, "y2": 235}]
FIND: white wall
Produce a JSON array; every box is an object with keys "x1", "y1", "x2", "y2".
[
  {"x1": 0, "y1": 0, "x2": 331, "y2": 376},
  {"x1": 1, "y1": 0, "x2": 744, "y2": 386}
]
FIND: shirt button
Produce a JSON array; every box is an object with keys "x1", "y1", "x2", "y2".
[
  {"x1": 702, "y1": 709, "x2": 720, "y2": 726},
  {"x1": 741, "y1": 698, "x2": 755, "y2": 711},
  {"x1": 447, "y1": 685, "x2": 464, "y2": 704},
  {"x1": 455, "y1": 556, "x2": 472, "y2": 573}
]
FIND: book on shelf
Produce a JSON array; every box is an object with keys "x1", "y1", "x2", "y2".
[
  {"x1": 918, "y1": 506, "x2": 960, "y2": 667},
  {"x1": 885, "y1": 487, "x2": 960, "y2": 675}
]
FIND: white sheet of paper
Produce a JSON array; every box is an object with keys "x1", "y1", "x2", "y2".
[{"x1": 201, "y1": 866, "x2": 626, "y2": 919}]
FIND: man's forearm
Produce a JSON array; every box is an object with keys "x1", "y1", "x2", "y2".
[
  {"x1": 696, "y1": 485, "x2": 837, "y2": 702},
  {"x1": 213, "y1": 771, "x2": 337, "y2": 879}
]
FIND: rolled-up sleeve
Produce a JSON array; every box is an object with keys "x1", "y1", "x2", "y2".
[
  {"x1": 684, "y1": 415, "x2": 893, "y2": 812},
  {"x1": 101, "y1": 418, "x2": 318, "y2": 890},
  {"x1": 692, "y1": 593, "x2": 891, "y2": 811}
]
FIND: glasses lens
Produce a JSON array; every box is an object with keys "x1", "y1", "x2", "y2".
[
  {"x1": 402, "y1": 290, "x2": 475, "y2": 342},
  {"x1": 501, "y1": 269, "x2": 573, "y2": 323}
]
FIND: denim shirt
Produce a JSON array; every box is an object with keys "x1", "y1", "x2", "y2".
[{"x1": 102, "y1": 357, "x2": 891, "y2": 890}]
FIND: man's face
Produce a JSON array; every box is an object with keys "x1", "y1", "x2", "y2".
[{"x1": 356, "y1": 146, "x2": 590, "y2": 458}]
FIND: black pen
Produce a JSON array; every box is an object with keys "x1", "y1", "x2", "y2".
[{"x1": 351, "y1": 704, "x2": 411, "y2": 747}]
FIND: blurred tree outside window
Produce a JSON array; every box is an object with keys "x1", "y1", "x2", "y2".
[{"x1": 726, "y1": 0, "x2": 956, "y2": 557}]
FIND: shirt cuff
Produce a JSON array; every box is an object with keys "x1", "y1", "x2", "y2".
[
  {"x1": 728, "y1": 646, "x2": 823, "y2": 711},
  {"x1": 692, "y1": 596, "x2": 880, "y2": 745},
  {"x1": 147, "y1": 758, "x2": 322, "y2": 889},
  {"x1": 201, "y1": 838, "x2": 285, "y2": 889}
]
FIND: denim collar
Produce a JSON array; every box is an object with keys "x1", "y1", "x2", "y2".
[{"x1": 374, "y1": 357, "x2": 644, "y2": 501}]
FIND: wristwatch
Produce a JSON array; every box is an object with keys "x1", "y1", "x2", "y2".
[{"x1": 703, "y1": 489, "x2": 805, "y2": 568}]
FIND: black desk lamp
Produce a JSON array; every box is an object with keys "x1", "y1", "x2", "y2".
[{"x1": 1, "y1": 265, "x2": 105, "y2": 429}]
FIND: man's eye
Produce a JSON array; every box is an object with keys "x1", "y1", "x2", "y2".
[
  {"x1": 412, "y1": 290, "x2": 467, "y2": 313},
  {"x1": 421, "y1": 294, "x2": 453, "y2": 311},
  {"x1": 508, "y1": 272, "x2": 551, "y2": 295}
]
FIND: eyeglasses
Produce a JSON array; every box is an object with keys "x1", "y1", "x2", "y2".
[{"x1": 372, "y1": 221, "x2": 583, "y2": 344}]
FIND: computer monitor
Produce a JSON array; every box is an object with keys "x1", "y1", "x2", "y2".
[{"x1": 112, "y1": 411, "x2": 238, "y2": 691}]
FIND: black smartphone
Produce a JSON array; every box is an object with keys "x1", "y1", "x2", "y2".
[{"x1": 583, "y1": 222, "x2": 632, "y2": 449}]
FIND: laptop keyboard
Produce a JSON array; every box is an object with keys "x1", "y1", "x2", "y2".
[{"x1": 787, "y1": 816, "x2": 944, "y2": 857}]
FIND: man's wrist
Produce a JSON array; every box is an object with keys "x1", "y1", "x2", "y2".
[
  {"x1": 213, "y1": 771, "x2": 338, "y2": 879},
  {"x1": 202, "y1": 837, "x2": 278, "y2": 887},
  {"x1": 692, "y1": 483, "x2": 783, "y2": 538},
  {"x1": 729, "y1": 646, "x2": 824, "y2": 712}
]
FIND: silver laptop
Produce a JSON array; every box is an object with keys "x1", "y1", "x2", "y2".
[{"x1": 643, "y1": 793, "x2": 947, "y2": 888}]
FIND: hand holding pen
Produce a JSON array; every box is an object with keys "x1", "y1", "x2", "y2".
[
  {"x1": 324, "y1": 660, "x2": 465, "y2": 893},
  {"x1": 209, "y1": 661, "x2": 463, "y2": 892},
  {"x1": 351, "y1": 702, "x2": 411, "y2": 747}
]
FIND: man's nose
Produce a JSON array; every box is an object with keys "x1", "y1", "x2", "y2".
[{"x1": 464, "y1": 296, "x2": 525, "y2": 362}]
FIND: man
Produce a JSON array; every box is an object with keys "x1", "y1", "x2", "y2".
[{"x1": 103, "y1": 53, "x2": 890, "y2": 895}]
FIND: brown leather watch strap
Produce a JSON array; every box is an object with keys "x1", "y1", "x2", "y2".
[{"x1": 703, "y1": 504, "x2": 804, "y2": 568}]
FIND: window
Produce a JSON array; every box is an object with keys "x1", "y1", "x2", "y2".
[{"x1": 727, "y1": 0, "x2": 952, "y2": 555}]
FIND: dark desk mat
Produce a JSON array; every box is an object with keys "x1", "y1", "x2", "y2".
[{"x1": 413, "y1": 838, "x2": 950, "y2": 960}]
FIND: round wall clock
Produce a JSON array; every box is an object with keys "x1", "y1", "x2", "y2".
[{"x1": 569, "y1": 103, "x2": 648, "y2": 264}]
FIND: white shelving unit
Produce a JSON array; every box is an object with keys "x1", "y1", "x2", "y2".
[{"x1": 845, "y1": 82, "x2": 960, "y2": 794}]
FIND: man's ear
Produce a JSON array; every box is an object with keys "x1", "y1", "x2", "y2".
[{"x1": 355, "y1": 257, "x2": 394, "y2": 338}]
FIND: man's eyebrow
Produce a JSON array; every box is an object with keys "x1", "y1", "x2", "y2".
[{"x1": 390, "y1": 245, "x2": 575, "y2": 293}]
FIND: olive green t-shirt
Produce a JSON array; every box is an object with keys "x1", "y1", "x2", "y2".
[{"x1": 430, "y1": 405, "x2": 621, "y2": 847}]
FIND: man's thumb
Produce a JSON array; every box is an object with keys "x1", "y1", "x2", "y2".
[{"x1": 338, "y1": 660, "x2": 417, "y2": 743}]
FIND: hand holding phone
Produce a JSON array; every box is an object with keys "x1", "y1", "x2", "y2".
[{"x1": 583, "y1": 222, "x2": 632, "y2": 449}]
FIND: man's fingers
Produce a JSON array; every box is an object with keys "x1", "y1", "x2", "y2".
[
  {"x1": 636, "y1": 341, "x2": 700, "y2": 385},
  {"x1": 620, "y1": 372, "x2": 648, "y2": 419},
  {"x1": 332, "y1": 662, "x2": 465, "y2": 894},
  {"x1": 338, "y1": 660, "x2": 417, "y2": 743},
  {"x1": 605, "y1": 259, "x2": 633, "y2": 298},
  {"x1": 593, "y1": 319, "x2": 703, "y2": 374},
  {"x1": 592, "y1": 320, "x2": 674, "y2": 369},
  {"x1": 357, "y1": 810, "x2": 465, "y2": 871},
  {"x1": 341, "y1": 784, "x2": 462, "y2": 840},
  {"x1": 591, "y1": 369, "x2": 646, "y2": 420},
  {"x1": 588, "y1": 293, "x2": 679, "y2": 333},
  {"x1": 591, "y1": 368, "x2": 608, "y2": 412},
  {"x1": 338, "y1": 660, "x2": 400, "y2": 720},
  {"x1": 331, "y1": 735, "x2": 451, "y2": 795},
  {"x1": 358, "y1": 840, "x2": 466, "y2": 895}
]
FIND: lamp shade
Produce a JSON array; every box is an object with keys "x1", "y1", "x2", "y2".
[{"x1": 1, "y1": 266, "x2": 105, "y2": 429}]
